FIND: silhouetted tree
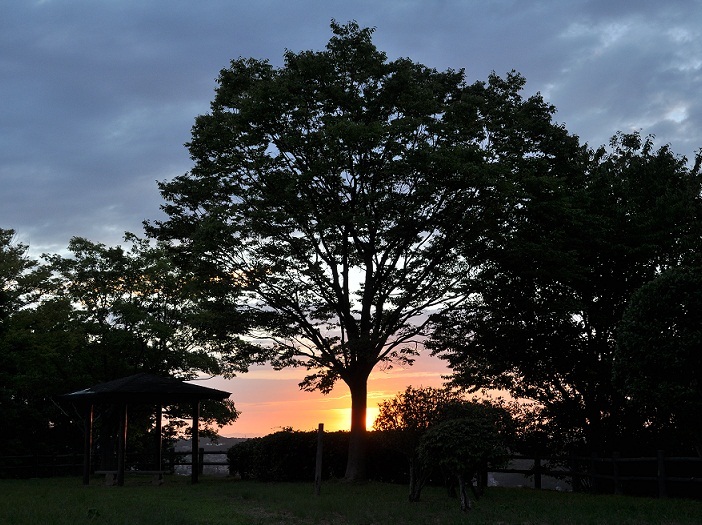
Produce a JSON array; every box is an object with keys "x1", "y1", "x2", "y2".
[
  {"x1": 0, "y1": 229, "x2": 77, "y2": 454},
  {"x1": 417, "y1": 402, "x2": 511, "y2": 512},
  {"x1": 0, "y1": 232, "x2": 239, "y2": 456},
  {"x1": 149, "y1": 21, "x2": 581, "y2": 479},
  {"x1": 374, "y1": 386, "x2": 462, "y2": 501},
  {"x1": 0, "y1": 229, "x2": 39, "y2": 331},
  {"x1": 46, "y1": 235, "x2": 226, "y2": 379},
  {"x1": 430, "y1": 133, "x2": 702, "y2": 452},
  {"x1": 46, "y1": 235, "x2": 239, "y2": 432}
]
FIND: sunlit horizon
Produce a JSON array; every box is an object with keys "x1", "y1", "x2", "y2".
[{"x1": 203, "y1": 352, "x2": 450, "y2": 438}]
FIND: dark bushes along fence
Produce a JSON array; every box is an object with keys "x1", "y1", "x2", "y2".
[
  {"x1": 226, "y1": 430, "x2": 407, "y2": 483},
  {"x1": 3, "y1": 431, "x2": 702, "y2": 501},
  {"x1": 227, "y1": 430, "x2": 702, "y2": 499}
]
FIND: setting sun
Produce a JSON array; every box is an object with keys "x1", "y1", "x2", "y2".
[
  {"x1": 329, "y1": 407, "x2": 380, "y2": 431},
  {"x1": 211, "y1": 352, "x2": 450, "y2": 437}
]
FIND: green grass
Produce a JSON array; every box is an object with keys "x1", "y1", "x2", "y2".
[{"x1": 1, "y1": 476, "x2": 701, "y2": 525}]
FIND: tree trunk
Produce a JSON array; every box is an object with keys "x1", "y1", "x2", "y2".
[
  {"x1": 408, "y1": 456, "x2": 426, "y2": 502},
  {"x1": 457, "y1": 474, "x2": 471, "y2": 512},
  {"x1": 344, "y1": 375, "x2": 368, "y2": 481}
]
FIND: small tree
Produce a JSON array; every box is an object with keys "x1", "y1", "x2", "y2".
[
  {"x1": 373, "y1": 386, "x2": 462, "y2": 501},
  {"x1": 417, "y1": 402, "x2": 511, "y2": 512}
]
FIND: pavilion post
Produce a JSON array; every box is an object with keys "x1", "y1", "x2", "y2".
[
  {"x1": 82, "y1": 403, "x2": 93, "y2": 485},
  {"x1": 117, "y1": 403, "x2": 128, "y2": 486},
  {"x1": 155, "y1": 403, "x2": 163, "y2": 475},
  {"x1": 191, "y1": 400, "x2": 200, "y2": 484},
  {"x1": 61, "y1": 373, "x2": 230, "y2": 486}
]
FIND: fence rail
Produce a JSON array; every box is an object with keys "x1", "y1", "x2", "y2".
[
  {"x1": 2, "y1": 448, "x2": 701, "y2": 498},
  {"x1": 489, "y1": 451, "x2": 702, "y2": 498},
  {"x1": 0, "y1": 449, "x2": 229, "y2": 479}
]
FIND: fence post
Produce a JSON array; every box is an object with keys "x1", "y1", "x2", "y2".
[
  {"x1": 314, "y1": 423, "x2": 324, "y2": 496},
  {"x1": 657, "y1": 450, "x2": 667, "y2": 498},
  {"x1": 590, "y1": 452, "x2": 598, "y2": 493},
  {"x1": 570, "y1": 453, "x2": 582, "y2": 492},
  {"x1": 83, "y1": 404, "x2": 93, "y2": 485},
  {"x1": 612, "y1": 452, "x2": 622, "y2": 495},
  {"x1": 533, "y1": 456, "x2": 542, "y2": 490},
  {"x1": 479, "y1": 461, "x2": 488, "y2": 494},
  {"x1": 199, "y1": 448, "x2": 205, "y2": 475}
]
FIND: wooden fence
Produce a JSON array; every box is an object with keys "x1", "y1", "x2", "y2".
[
  {"x1": 489, "y1": 452, "x2": 702, "y2": 498},
  {"x1": 2, "y1": 449, "x2": 701, "y2": 498},
  {"x1": 0, "y1": 448, "x2": 229, "y2": 479}
]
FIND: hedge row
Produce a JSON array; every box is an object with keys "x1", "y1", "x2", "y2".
[{"x1": 227, "y1": 430, "x2": 408, "y2": 483}]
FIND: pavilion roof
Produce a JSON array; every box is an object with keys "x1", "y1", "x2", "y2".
[{"x1": 61, "y1": 372, "x2": 231, "y2": 404}]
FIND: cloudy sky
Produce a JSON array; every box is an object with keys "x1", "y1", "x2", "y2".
[{"x1": 3, "y1": 0, "x2": 701, "y2": 435}]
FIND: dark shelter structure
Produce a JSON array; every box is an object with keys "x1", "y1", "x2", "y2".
[{"x1": 62, "y1": 373, "x2": 231, "y2": 485}]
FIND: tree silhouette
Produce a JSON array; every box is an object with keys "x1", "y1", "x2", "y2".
[
  {"x1": 430, "y1": 133, "x2": 702, "y2": 452},
  {"x1": 149, "y1": 21, "x2": 577, "y2": 479},
  {"x1": 374, "y1": 386, "x2": 462, "y2": 500}
]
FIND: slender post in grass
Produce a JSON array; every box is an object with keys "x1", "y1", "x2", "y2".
[
  {"x1": 613, "y1": 452, "x2": 622, "y2": 495},
  {"x1": 315, "y1": 423, "x2": 324, "y2": 496},
  {"x1": 534, "y1": 456, "x2": 542, "y2": 490},
  {"x1": 117, "y1": 403, "x2": 128, "y2": 486},
  {"x1": 192, "y1": 401, "x2": 200, "y2": 484},
  {"x1": 155, "y1": 404, "x2": 163, "y2": 483},
  {"x1": 570, "y1": 452, "x2": 582, "y2": 492},
  {"x1": 82, "y1": 404, "x2": 93, "y2": 485},
  {"x1": 590, "y1": 452, "x2": 598, "y2": 493},
  {"x1": 657, "y1": 450, "x2": 667, "y2": 498}
]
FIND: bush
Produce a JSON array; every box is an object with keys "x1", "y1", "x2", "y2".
[
  {"x1": 227, "y1": 429, "x2": 407, "y2": 482},
  {"x1": 227, "y1": 429, "x2": 347, "y2": 481}
]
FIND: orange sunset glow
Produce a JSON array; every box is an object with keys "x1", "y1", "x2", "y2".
[{"x1": 205, "y1": 352, "x2": 450, "y2": 437}]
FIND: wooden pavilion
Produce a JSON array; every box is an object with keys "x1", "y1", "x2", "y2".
[{"x1": 62, "y1": 373, "x2": 231, "y2": 485}]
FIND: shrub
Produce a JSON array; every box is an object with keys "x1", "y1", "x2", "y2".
[{"x1": 227, "y1": 429, "x2": 407, "y2": 482}]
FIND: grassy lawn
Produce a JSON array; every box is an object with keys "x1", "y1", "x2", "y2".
[{"x1": 1, "y1": 475, "x2": 701, "y2": 525}]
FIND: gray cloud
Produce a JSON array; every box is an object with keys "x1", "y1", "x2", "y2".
[{"x1": 2, "y1": 0, "x2": 701, "y2": 254}]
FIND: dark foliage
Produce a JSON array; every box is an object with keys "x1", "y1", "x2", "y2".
[
  {"x1": 227, "y1": 430, "x2": 407, "y2": 483},
  {"x1": 149, "y1": 19, "x2": 581, "y2": 480},
  {"x1": 429, "y1": 133, "x2": 702, "y2": 454},
  {"x1": 616, "y1": 265, "x2": 702, "y2": 455},
  {"x1": 0, "y1": 230, "x2": 239, "y2": 461}
]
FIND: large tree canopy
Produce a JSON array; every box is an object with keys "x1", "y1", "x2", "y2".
[
  {"x1": 0, "y1": 229, "x2": 42, "y2": 330},
  {"x1": 0, "y1": 232, "x2": 238, "y2": 456},
  {"x1": 149, "y1": 21, "x2": 581, "y2": 479},
  {"x1": 429, "y1": 133, "x2": 702, "y2": 452},
  {"x1": 0, "y1": 229, "x2": 62, "y2": 453},
  {"x1": 45, "y1": 235, "x2": 225, "y2": 380}
]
